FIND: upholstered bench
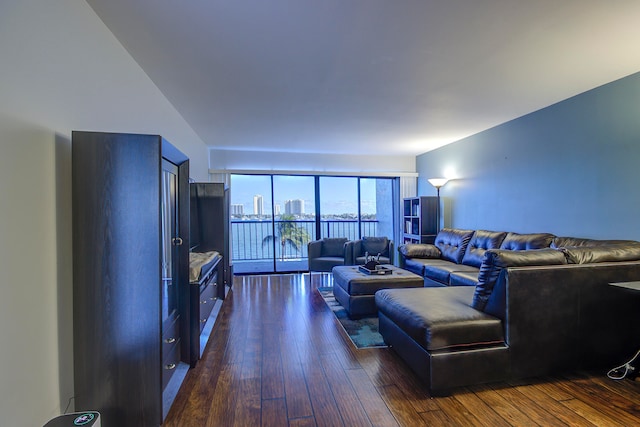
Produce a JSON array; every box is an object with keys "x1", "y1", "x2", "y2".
[{"x1": 332, "y1": 265, "x2": 423, "y2": 318}]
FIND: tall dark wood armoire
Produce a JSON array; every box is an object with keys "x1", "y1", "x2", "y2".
[
  {"x1": 190, "y1": 182, "x2": 231, "y2": 294},
  {"x1": 72, "y1": 131, "x2": 192, "y2": 426}
]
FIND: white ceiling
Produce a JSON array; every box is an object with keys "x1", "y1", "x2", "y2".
[{"x1": 85, "y1": 0, "x2": 640, "y2": 156}]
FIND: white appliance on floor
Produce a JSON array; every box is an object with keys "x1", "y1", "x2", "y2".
[{"x1": 43, "y1": 411, "x2": 101, "y2": 427}]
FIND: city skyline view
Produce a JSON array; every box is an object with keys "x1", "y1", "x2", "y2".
[
  {"x1": 233, "y1": 197, "x2": 307, "y2": 216},
  {"x1": 230, "y1": 175, "x2": 382, "y2": 217}
]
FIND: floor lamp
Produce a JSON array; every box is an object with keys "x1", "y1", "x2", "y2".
[{"x1": 427, "y1": 178, "x2": 449, "y2": 232}]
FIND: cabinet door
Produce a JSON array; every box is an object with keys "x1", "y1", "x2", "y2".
[{"x1": 161, "y1": 159, "x2": 181, "y2": 386}]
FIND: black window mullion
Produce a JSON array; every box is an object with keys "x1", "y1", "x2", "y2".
[
  {"x1": 357, "y1": 177, "x2": 362, "y2": 239},
  {"x1": 270, "y1": 175, "x2": 277, "y2": 272},
  {"x1": 314, "y1": 176, "x2": 321, "y2": 239}
]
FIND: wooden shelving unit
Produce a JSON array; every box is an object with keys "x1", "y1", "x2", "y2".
[{"x1": 402, "y1": 196, "x2": 438, "y2": 244}]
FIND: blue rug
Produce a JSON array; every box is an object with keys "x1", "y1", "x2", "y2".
[{"x1": 317, "y1": 287, "x2": 387, "y2": 349}]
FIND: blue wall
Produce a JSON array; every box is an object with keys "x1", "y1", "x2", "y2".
[{"x1": 416, "y1": 71, "x2": 640, "y2": 240}]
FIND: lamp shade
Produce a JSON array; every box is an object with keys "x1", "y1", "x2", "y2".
[{"x1": 427, "y1": 178, "x2": 449, "y2": 188}]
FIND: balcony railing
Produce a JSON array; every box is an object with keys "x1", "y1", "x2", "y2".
[{"x1": 231, "y1": 219, "x2": 378, "y2": 261}]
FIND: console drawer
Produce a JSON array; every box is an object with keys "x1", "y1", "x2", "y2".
[
  {"x1": 199, "y1": 281, "x2": 217, "y2": 332},
  {"x1": 162, "y1": 314, "x2": 180, "y2": 360},
  {"x1": 161, "y1": 337, "x2": 180, "y2": 390}
]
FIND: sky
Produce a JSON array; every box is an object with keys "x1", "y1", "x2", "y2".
[{"x1": 230, "y1": 175, "x2": 382, "y2": 215}]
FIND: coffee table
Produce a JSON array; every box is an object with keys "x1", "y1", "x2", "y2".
[{"x1": 332, "y1": 265, "x2": 423, "y2": 318}]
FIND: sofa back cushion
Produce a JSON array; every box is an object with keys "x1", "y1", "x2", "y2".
[
  {"x1": 461, "y1": 230, "x2": 508, "y2": 268},
  {"x1": 500, "y1": 232, "x2": 555, "y2": 250},
  {"x1": 361, "y1": 236, "x2": 389, "y2": 256},
  {"x1": 434, "y1": 228, "x2": 475, "y2": 264},
  {"x1": 471, "y1": 248, "x2": 568, "y2": 316},
  {"x1": 559, "y1": 244, "x2": 640, "y2": 264},
  {"x1": 551, "y1": 236, "x2": 638, "y2": 249},
  {"x1": 322, "y1": 238, "x2": 348, "y2": 257}
]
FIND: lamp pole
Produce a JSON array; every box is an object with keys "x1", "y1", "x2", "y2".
[
  {"x1": 435, "y1": 185, "x2": 441, "y2": 232},
  {"x1": 427, "y1": 178, "x2": 449, "y2": 233}
]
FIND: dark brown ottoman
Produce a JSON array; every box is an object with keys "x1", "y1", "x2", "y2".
[{"x1": 332, "y1": 265, "x2": 423, "y2": 318}]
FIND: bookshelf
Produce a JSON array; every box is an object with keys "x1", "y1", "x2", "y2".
[{"x1": 403, "y1": 196, "x2": 438, "y2": 244}]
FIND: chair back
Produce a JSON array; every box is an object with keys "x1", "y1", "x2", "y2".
[
  {"x1": 360, "y1": 236, "x2": 390, "y2": 256},
  {"x1": 321, "y1": 237, "x2": 349, "y2": 256},
  {"x1": 352, "y1": 236, "x2": 394, "y2": 265}
]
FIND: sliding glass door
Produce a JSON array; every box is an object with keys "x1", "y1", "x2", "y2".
[
  {"x1": 319, "y1": 176, "x2": 395, "y2": 241},
  {"x1": 231, "y1": 174, "x2": 397, "y2": 274},
  {"x1": 360, "y1": 178, "x2": 395, "y2": 239},
  {"x1": 230, "y1": 175, "x2": 273, "y2": 273},
  {"x1": 318, "y1": 177, "x2": 359, "y2": 239},
  {"x1": 272, "y1": 175, "x2": 316, "y2": 272}
]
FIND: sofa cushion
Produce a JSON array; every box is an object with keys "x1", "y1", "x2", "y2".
[
  {"x1": 375, "y1": 286, "x2": 504, "y2": 351},
  {"x1": 471, "y1": 248, "x2": 568, "y2": 312},
  {"x1": 313, "y1": 257, "x2": 345, "y2": 271},
  {"x1": 403, "y1": 258, "x2": 455, "y2": 278},
  {"x1": 449, "y1": 271, "x2": 480, "y2": 287},
  {"x1": 362, "y1": 236, "x2": 389, "y2": 256},
  {"x1": 322, "y1": 238, "x2": 348, "y2": 257},
  {"x1": 399, "y1": 243, "x2": 441, "y2": 259},
  {"x1": 500, "y1": 232, "x2": 555, "y2": 250},
  {"x1": 424, "y1": 263, "x2": 479, "y2": 286},
  {"x1": 434, "y1": 228, "x2": 475, "y2": 264},
  {"x1": 461, "y1": 230, "x2": 508, "y2": 268},
  {"x1": 403, "y1": 258, "x2": 427, "y2": 276},
  {"x1": 559, "y1": 244, "x2": 640, "y2": 264}
]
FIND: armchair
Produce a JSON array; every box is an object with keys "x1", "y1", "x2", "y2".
[
  {"x1": 351, "y1": 236, "x2": 394, "y2": 265},
  {"x1": 308, "y1": 237, "x2": 353, "y2": 272}
]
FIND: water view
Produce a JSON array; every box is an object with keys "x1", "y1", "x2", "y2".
[{"x1": 230, "y1": 174, "x2": 396, "y2": 273}]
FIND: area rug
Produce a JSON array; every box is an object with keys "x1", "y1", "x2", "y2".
[{"x1": 317, "y1": 287, "x2": 387, "y2": 349}]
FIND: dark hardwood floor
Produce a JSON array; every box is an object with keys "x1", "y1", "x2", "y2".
[{"x1": 165, "y1": 273, "x2": 640, "y2": 426}]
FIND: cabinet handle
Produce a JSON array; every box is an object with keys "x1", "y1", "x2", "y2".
[
  {"x1": 164, "y1": 337, "x2": 176, "y2": 344},
  {"x1": 165, "y1": 363, "x2": 176, "y2": 370},
  {"x1": 201, "y1": 299, "x2": 207, "y2": 304},
  {"x1": 172, "y1": 237, "x2": 183, "y2": 246},
  {"x1": 200, "y1": 318, "x2": 207, "y2": 323},
  {"x1": 209, "y1": 297, "x2": 216, "y2": 301}
]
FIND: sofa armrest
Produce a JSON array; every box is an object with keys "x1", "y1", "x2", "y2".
[
  {"x1": 351, "y1": 239, "x2": 363, "y2": 257},
  {"x1": 398, "y1": 243, "x2": 441, "y2": 259},
  {"x1": 344, "y1": 241, "x2": 355, "y2": 265},
  {"x1": 308, "y1": 240, "x2": 322, "y2": 259}
]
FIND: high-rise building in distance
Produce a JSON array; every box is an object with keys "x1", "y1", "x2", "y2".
[
  {"x1": 285, "y1": 199, "x2": 304, "y2": 215},
  {"x1": 253, "y1": 195, "x2": 264, "y2": 215},
  {"x1": 231, "y1": 204, "x2": 244, "y2": 215}
]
